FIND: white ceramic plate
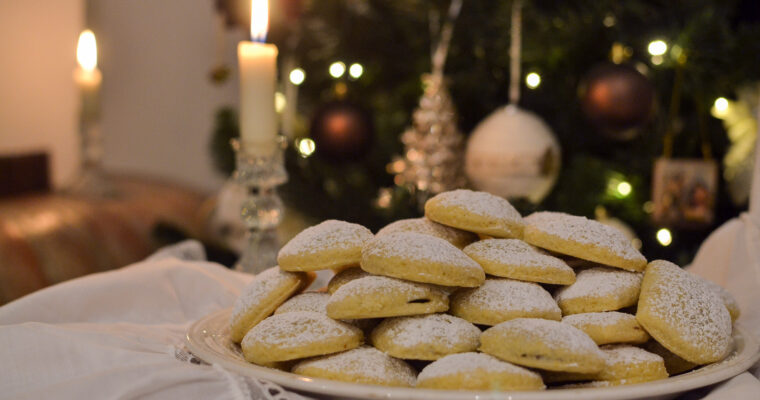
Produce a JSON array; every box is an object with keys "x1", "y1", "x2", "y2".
[{"x1": 187, "y1": 308, "x2": 760, "y2": 400}]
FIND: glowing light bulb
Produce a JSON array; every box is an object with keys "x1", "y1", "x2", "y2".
[
  {"x1": 525, "y1": 72, "x2": 541, "y2": 89},
  {"x1": 289, "y1": 68, "x2": 305, "y2": 85},
  {"x1": 648, "y1": 40, "x2": 667, "y2": 56},
  {"x1": 349, "y1": 63, "x2": 364, "y2": 79},
  {"x1": 714, "y1": 97, "x2": 728, "y2": 112},
  {"x1": 329, "y1": 62, "x2": 346, "y2": 78},
  {"x1": 656, "y1": 228, "x2": 672, "y2": 246},
  {"x1": 275, "y1": 92, "x2": 286, "y2": 113},
  {"x1": 296, "y1": 138, "x2": 316, "y2": 158},
  {"x1": 616, "y1": 181, "x2": 632, "y2": 197}
]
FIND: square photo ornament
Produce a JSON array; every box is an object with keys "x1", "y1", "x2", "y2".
[{"x1": 652, "y1": 158, "x2": 718, "y2": 227}]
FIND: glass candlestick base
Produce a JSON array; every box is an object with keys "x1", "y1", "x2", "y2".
[
  {"x1": 231, "y1": 137, "x2": 288, "y2": 274},
  {"x1": 67, "y1": 122, "x2": 118, "y2": 197}
]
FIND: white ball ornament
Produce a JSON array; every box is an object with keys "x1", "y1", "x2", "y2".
[{"x1": 465, "y1": 105, "x2": 561, "y2": 203}]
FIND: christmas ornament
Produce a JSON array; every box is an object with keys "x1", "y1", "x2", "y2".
[
  {"x1": 393, "y1": 74, "x2": 467, "y2": 199},
  {"x1": 464, "y1": 0, "x2": 560, "y2": 204},
  {"x1": 391, "y1": 0, "x2": 465, "y2": 206},
  {"x1": 579, "y1": 63, "x2": 655, "y2": 140},
  {"x1": 465, "y1": 105, "x2": 561, "y2": 203},
  {"x1": 309, "y1": 101, "x2": 373, "y2": 162}
]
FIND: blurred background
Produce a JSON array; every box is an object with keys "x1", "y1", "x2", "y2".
[{"x1": 1, "y1": 0, "x2": 759, "y2": 303}]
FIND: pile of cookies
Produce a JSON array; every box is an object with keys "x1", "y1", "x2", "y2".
[{"x1": 229, "y1": 189, "x2": 738, "y2": 391}]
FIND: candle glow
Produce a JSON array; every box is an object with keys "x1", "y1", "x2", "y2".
[
  {"x1": 77, "y1": 30, "x2": 98, "y2": 71},
  {"x1": 250, "y1": 0, "x2": 269, "y2": 42}
]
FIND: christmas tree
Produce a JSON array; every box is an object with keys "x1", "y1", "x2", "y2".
[{"x1": 213, "y1": 0, "x2": 760, "y2": 265}]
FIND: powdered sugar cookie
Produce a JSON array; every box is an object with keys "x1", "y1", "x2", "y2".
[
  {"x1": 376, "y1": 217, "x2": 477, "y2": 249},
  {"x1": 642, "y1": 340, "x2": 698, "y2": 375},
  {"x1": 292, "y1": 346, "x2": 417, "y2": 387},
  {"x1": 636, "y1": 260, "x2": 732, "y2": 365},
  {"x1": 562, "y1": 312, "x2": 649, "y2": 345},
  {"x1": 326, "y1": 275, "x2": 448, "y2": 319},
  {"x1": 360, "y1": 232, "x2": 485, "y2": 287},
  {"x1": 327, "y1": 267, "x2": 370, "y2": 294},
  {"x1": 278, "y1": 220, "x2": 373, "y2": 272},
  {"x1": 416, "y1": 352, "x2": 545, "y2": 390},
  {"x1": 480, "y1": 318, "x2": 605, "y2": 373},
  {"x1": 464, "y1": 239, "x2": 575, "y2": 285},
  {"x1": 694, "y1": 275, "x2": 741, "y2": 321},
  {"x1": 424, "y1": 189, "x2": 524, "y2": 238},
  {"x1": 275, "y1": 292, "x2": 330, "y2": 315},
  {"x1": 523, "y1": 212, "x2": 646, "y2": 271},
  {"x1": 450, "y1": 278, "x2": 561, "y2": 325},
  {"x1": 370, "y1": 314, "x2": 480, "y2": 360},
  {"x1": 554, "y1": 267, "x2": 643, "y2": 315},
  {"x1": 241, "y1": 311, "x2": 363, "y2": 364},
  {"x1": 544, "y1": 345, "x2": 668, "y2": 386},
  {"x1": 230, "y1": 267, "x2": 315, "y2": 343}
]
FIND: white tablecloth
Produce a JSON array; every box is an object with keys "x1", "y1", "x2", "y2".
[
  {"x1": 0, "y1": 239, "x2": 758, "y2": 399},
  {"x1": 0, "y1": 241, "x2": 308, "y2": 400}
]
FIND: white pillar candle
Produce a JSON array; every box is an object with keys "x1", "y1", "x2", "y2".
[{"x1": 238, "y1": 0, "x2": 278, "y2": 154}]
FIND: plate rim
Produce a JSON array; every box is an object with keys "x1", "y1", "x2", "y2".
[{"x1": 186, "y1": 308, "x2": 760, "y2": 400}]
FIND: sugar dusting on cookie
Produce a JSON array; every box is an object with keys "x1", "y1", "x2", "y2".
[
  {"x1": 554, "y1": 267, "x2": 642, "y2": 302},
  {"x1": 363, "y1": 232, "x2": 481, "y2": 269},
  {"x1": 242, "y1": 311, "x2": 361, "y2": 348},
  {"x1": 329, "y1": 275, "x2": 446, "y2": 302},
  {"x1": 278, "y1": 220, "x2": 373, "y2": 258},
  {"x1": 455, "y1": 278, "x2": 560, "y2": 315},
  {"x1": 431, "y1": 189, "x2": 523, "y2": 222},
  {"x1": 524, "y1": 212, "x2": 645, "y2": 263},
  {"x1": 232, "y1": 267, "x2": 300, "y2": 322},
  {"x1": 599, "y1": 344, "x2": 664, "y2": 365},
  {"x1": 276, "y1": 292, "x2": 330, "y2": 315},
  {"x1": 418, "y1": 352, "x2": 542, "y2": 381},
  {"x1": 489, "y1": 318, "x2": 604, "y2": 357},
  {"x1": 374, "y1": 313, "x2": 480, "y2": 349},
  {"x1": 376, "y1": 217, "x2": 476, "y2": 246},
  {"x1": 293, "y1": 345, "x2": 417, "y2": 386},
  {"x1": 640, "y1": 260, "x2": 732, "y2": 360},
  {"x1": 466, "y1": 239, "x2": 572, "y2": 271},
  {"x1": 562, "y1": 311, "x2": 633, "y2": 327}
]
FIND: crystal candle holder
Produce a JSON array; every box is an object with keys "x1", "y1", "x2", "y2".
[{"x1": 231, "y1": 137, "x2": 288, "y2": 274}]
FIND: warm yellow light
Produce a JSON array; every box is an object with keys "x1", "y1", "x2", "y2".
[
  {"x1": 275, "y1": 92, "x2": 286, "y2": 113},
  {"x1": 77, "y1": 30, "x2": 98, "y2": 71},
  {"x1": 714, "y1": 97, "x2": 729, "y2": 112},
  {"x1": 349, "y1": 63, "x2": 364, "y2": 79},
  {"x1": 648, "y1": 40, "x2": 667, "y2": 56},
  {"x1": 656, "y1": 228, "x2": 672, "y2": 246},
  {"x1": 250, "y1": 0, "x2": 269, "y2": 42},
  {"x1": 297, "y1": 138, "x2": 316, "y2": 157},
  {"x1": 289, "y1": 68, "x2": 305, "y2": 85},
  {"x1": 329, "y1": 62, "x2": 346, "y2": 78},
  {"x1": 616, "y1": 181, "x2": 632, "y2": 197},
  {"x1": 525, "y1": 72, "x2": 541, "y2": 89},
  {"x1": 651, "y1": 55, "x2": 664, "y2": 66}
]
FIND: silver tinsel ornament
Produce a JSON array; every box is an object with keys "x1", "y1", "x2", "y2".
[{"x1": 392, "y1": 73, "x2": 467, "y2": 207}]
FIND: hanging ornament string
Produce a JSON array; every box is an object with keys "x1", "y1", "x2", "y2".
[
  {"x1": 430, "y1": 0, "x2": 463, "y2": 80},
  {"x1": 509, "y1": 0, "x2": 523, "y2": 105}
]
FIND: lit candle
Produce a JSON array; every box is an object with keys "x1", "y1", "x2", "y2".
[
  {"x1": 74, "y1": 29, "x2": 102, "y2": 122},
  {"x1": 238, "y1": 0, "x2": 278, "y2": 153}
]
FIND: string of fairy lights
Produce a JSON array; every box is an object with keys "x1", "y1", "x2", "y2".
[{"x1": 275, "y1": 35, "x2": 738, "y2": 250}]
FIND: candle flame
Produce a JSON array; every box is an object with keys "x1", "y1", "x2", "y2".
[
  {"x1": 250, "y1": 0, "x2": 269, "y2": 42},
  {"x1": 77, "y1": 30, "x2": 98, "y2": 71}
]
